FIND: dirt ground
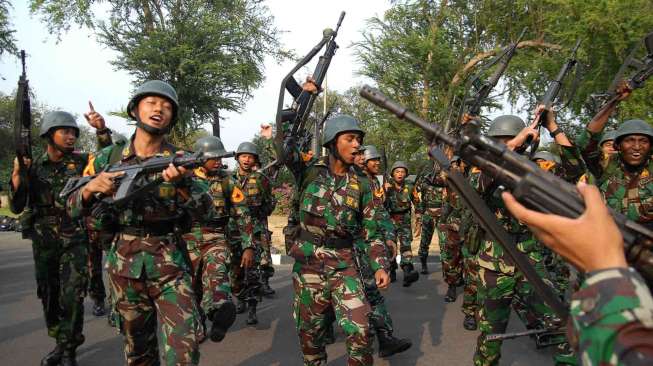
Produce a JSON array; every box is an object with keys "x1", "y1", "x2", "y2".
[{"x1": 268, "y1": 214, "x2": 440, "y2": 255}]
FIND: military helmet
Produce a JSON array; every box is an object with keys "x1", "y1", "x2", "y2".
[
  {"x1": 450, "y1": 155, "x2": 462, "y2": 164},
  {"x1": 127, "y1": 80, "x2": 179, "y2": 122},
  {"x1": 530, "y1": 151, "x2": 560, "y2": 164},
  {"x1": 194, "y1": 136, "x2": 232, "y2": 158},
  {"x1": 599, "y1": 130, "x2": 616, "y2": 146},
  {"x1": 235, "y1": 141, "x2": 259, "y2": 158},
  {"x1": 363, "y1": 145, "x2": 382, "y2": 162},
  {"x1": 39, "y1": 111, "x2": 79, "y2": 138},
  {"x1": 614, "y1": 119, "x2": 653, "y2": 144},
  {"x1": 321, "y1": 115, "x2": 365, "y2": 147},
  {"x1": 112, "y1": 132, "x2": 129, "y2": 145},
  {"x1": 391, "y1": 161, "x2": 409, "y2": 174},
  {"x1": 357, "y1": 145, "x2": 367, "y2": 153},
  {"x1": 487, "y1": 115, "x2": 526, "y2": 138}
]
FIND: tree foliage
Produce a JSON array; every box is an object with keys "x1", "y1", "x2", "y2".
[
  {"x1": 30, "y1": 0, "x2": 288, "y2": 143},
  {"x1": 0, "y1": 0, "x2": 17, "y2": 60}
]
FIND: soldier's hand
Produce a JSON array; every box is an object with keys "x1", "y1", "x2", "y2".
[
  {"x1": 507, "y1": 123, "x2": 539, "y2": 151},
  {"x1": 84, "y1": 101, "x2": 106, "y2": 130},
  {"x1": 375, "y1": 269, "x2": 390, "y2": 289},
  {"x1": 534, "y1": 104, "x2": 557, "y2": 131},
  {"x1": 82, "y1": 171, "x2": 124, "y2": 202},
  {"x1": 260, "y1": 123, "x2": 273, "y2": 139},
  {"x1": 11, "y1": 157, "x2": 32, "y2": 189},
  {"x1": 241, "y1": 248, "x2": 255, "y2": 268},
  {"x1": 616, "y1": 81, "x2": 633, "y2": 102},
  {"x1": 502, "y1": 182, "x2": 626, "y2": 272},
  {"x1": 302, "y1": 76, "x2": 318, "y2": 94}
]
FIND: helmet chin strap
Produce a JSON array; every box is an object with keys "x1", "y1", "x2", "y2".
[
  {"x1": 47, "y1": 136, "x2": 74, "y2": 154},
  {"x1": 328, "y1": 142, "x2": 350, "y2": 166},
  {"x1": 135, "y1": 115, "x2": 169, "y2": 135}
]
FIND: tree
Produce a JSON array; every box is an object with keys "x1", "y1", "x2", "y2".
[
  {"x1": 0, "y1": 0, "x2": 17, "y2": 60},
  {"x1": 30, "y1": 0, "x2": 288, "y2": 143}
]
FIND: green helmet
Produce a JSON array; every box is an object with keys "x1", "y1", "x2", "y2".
[
  {"x1": 450, "y1": 155, "x2": 461, "y2": 163},
  {"x1": 39, "y1": 111, "x2": 79, "y2": 138},
  {"x1": 235, "y1": 141, "x2": 259, "y2": 158},
  {"x1": 321, "y1": 115, "x2": 365, "y2": 147},
  {"x1": 112, "y1": 132, "x2": 129, "y2": 145},
  {"x1": 363, "y1": 145, "x2": 381, "y2": 162},
  {"x1": 194, "y1": 136, "x2": 232, "y2": 158},
  {"x1": 391, "y1": 161, "x2": 408, "y2": 174},
  {"x1": 487, "y1": 115, "x2": 526, "y2": 137},
  {"x1": 357, "y1": 145, "x2": 367, "y2": 153},
  {"x1": 530, "y1": 151, "x2": 560, "y2": 164},
  {"x1": 127, "y1": 80, "x2": 179, "y2": 134},
  {"x1": 599, "y1": 130, "x2": 616, "y2": 146},
  {"x1": 614, "y1": 119, "x2": 653, "y2": 144}
]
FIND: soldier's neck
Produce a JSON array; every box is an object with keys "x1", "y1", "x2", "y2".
[
  {"x1": 328, "y1": 155, "x2": 349, "y2": 176},
  {"x1": 238, "y1": 167, "x2": 252, "y2": 176},
  {"x1": 46, "y1": 144, "x2": 65, "y2": 162},
  {"x1": 133, "y1": 128, "x2": 166, "y2": 158}
]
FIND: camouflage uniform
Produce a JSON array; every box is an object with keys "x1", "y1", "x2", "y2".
[
  {"x1": 569, "y1": 267, "x2": 653, "y2": 364},
  {"x1": 439, "y1": 184, "x2": 464, "y2": 287},
  {"x1": 287, "y1": 155, "x2": 388, "y2": 366},
  {"x1": 460, "y1": 168, "x2": 482, "y2": 321},
  {"x1": 384, "y1": 179, "x2": 417, "y2": 266},
  {"x1": 68, "y1": 140, "x2": 208, "y2": 366},
  {"x1": 414, "y1": 172, "x2": 446, "y2": 268}
]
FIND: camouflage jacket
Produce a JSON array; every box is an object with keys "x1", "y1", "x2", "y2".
[
  {"x1": 384, "y1": 179, "x2": 417, "y2": 214},
  {"x1": 578, "y1": 128, "x2": 653, "y2": 225},
  {"x1": 189, "y1": 167, "x2": 254, "y2": 250},
  {"x1": 570, "y1": 267, "x2": 653, "y2": 365},
  {"x1": 366, "y1": 171, "x2": 397, "y2": 245},
  {"x1": 232, "y1": 169, "x2": 275, "y2": 219},
  {"x1": 285, "y1": 153, "x2": 388, "y2": 273},
  {"x1": 413, "y1": 172, "x2": 446, "y2": 216}
]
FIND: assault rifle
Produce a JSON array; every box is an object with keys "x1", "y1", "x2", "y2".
[
  {"x1": 59, "y1": 152, "x2": 216, "y2": 206},
  {"x1": 527, "y1": 39, "x2": 582, "y2": 156},
  {"x1": 486, "y1": 328, "x2": 565, "y2": 348},
  {"x1": 448, "y1": 28, "x2": 527, "y2": 134},
  {"x1": 588, "y1": 31, "x2": 653, "y2": 112},
  {"x1": 360, "y1": 85, "x2": 653, "y2": 319},
  {"x1": 274, "y1": 11, "x2": 345, "y2": 174},
  {"x1": 11, "y1": 50, "x2": 33, "y2": 215}
]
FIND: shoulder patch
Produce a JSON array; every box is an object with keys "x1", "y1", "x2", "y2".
[{"x1": 231, "y1": 186, "x2": 245, "y2": 203}]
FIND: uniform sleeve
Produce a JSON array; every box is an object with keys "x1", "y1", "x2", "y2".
[
  {"x1": 66, "y1": 147, "x2": 110, "y2": 220},
  {"x1": 576, "y1": 128, "x2": 605, "y2": 179},
  {"x1": 9, "y1": 169, "x2": 28, "y2": 214},
  {"x1": 228, "y1": 183, "x2": 256, "y2": 251},
  {"x1": 413, "y1": 181, "x2": 424, "y2": 214},
  {"x1": 96, "y1": 131, "x2": 113, "y2": 149},
  {"x1": 570, "y1": 267, "x2": 653, "y2": 365},
  {"x1": 557, "y1": 145, "x2": 587, "y2": 183},
  {"x1": 361, "y1": 182, "x2": 389, "y2": 272}
]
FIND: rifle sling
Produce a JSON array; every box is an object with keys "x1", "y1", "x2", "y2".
[{"x1": 445, "y1": 168, "x2": 569, "y2": 320}]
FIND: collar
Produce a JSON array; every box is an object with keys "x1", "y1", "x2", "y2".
[{"x1": 120, "y1": 139, "x2": 176, "y2": 161}]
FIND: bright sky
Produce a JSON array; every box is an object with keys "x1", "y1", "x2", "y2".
[{"x1": 0, "y1": 0, "x2": 391, "y2": 153}]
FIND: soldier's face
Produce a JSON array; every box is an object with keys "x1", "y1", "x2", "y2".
[
  {"x1": 601, "y1": 140, "x2": 616, "y2": 156},
  {"x1": 204, "y1": 158, "x2": 222, "y2": 172},
  {"x1": 51, "y1": 127, "x2": 78, "y2": 149},
  {"x1": 238, "y1": 153, "x2": 256, "y2": 171},
  {"x1": 335, "y1": 132, "x2": 362, "y2": 164},
  {"x1": 393, "y1": 168, "x2": 406, "y2": 182},
  {"x1": 619, "y1": 134, "x2": 651, "y2": 166},
  {"x1": 366, "y1": 159, "x2": 381, "y2": 175},
  {"x1": 135, "y1": 96, "x2": 174, "y2": 130},
  {"x1": 354, "y1": 153, "x2": 365, "y2": 168}
]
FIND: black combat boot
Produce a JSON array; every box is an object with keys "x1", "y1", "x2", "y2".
[
  {"x1": 40, "y1": 345, "x2": 63, "y2": 366},
  {"x1": 324, "y1": 320, "x2": 336, "y2": 345},
  {"x1": 60, "y1": 349, "x2": 78, "y2": 366},
  {"x1": 389, "y1": 268, "x2": 397, "y2": 283},
  {"x1": 419, "y1": 256, "x2": 428, "y2": 274},
  {"x1": 246, "y1": 300, "x2": 258, "y2": 325},
  {"x1": 377, "y1": 327, "x2": 412, "y2": 358},
  {"x1": 261, "y1": 272, "x2": 276, "y2": 297},
  {"x1": 444, "y1": 285, "x2": 457, "y2": 302},
  {"x1": 92, "y1": 299, "x2": 107, "y2": 317},
  {"x1": 463, "y1": 315, "x2": 477, "y2": 330},
  {"x1": 210, "y1": 301, "x2": 237, "y2": 342},
  {"x1": 401, "y1": 264, "x2": 419, "y2": 287},
  {"x1": 236, "y1": 298, "x2": 247, "y2": 314}
]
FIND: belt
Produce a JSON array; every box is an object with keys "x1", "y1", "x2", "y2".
[
  {"x1": 390, "y1": 209, "x2": 410, "y2": 215},
  {"x1": 121, "y1": 224, "x2": 176, "y2": 238},
  {"x1": 298, "y1": 229, "x2": 354, "y2": 249}
]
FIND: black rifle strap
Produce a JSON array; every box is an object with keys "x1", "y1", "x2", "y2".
[{"x1": 445, "y1": 168, "x2": 569, "y2": 320}]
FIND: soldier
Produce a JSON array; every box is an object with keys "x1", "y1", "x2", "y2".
[
  {"x1": 385, "y1": 161, "x2": 419, "y2": 287},
  {"x1": 67, "y1": 80, "x2": 208, "y2": 365},
  {"x1": 182, "y1": 135, "x2": 250, "y2": 343},
  {"x1": 599, "y1": 130, "x2": 617, "y2": 157},
  {"x1": 460, "y1": 165, "x2": 482, "y2": 331},
  {"x1": 279, "y1": 114, "x2": 390, "y2": 365},
  {"x1": 502, "y1": 182, "x2": 653, "y2": 364},
  {"x1": 413, "y1": 162, "x2": 446, "y2": 278},
  {"x1": 229, "y1": 141, "x2": 273, "y2": 325},
  {"x1": 10, "y1": 110, "x2": 112, "y2": 366}
]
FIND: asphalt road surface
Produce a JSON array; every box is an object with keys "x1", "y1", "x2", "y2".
[{"x1": 0, "y1": 232, "x2": 556, "y2": 365}]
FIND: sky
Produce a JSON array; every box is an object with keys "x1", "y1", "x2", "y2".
[{"x1": 0, "y1": 0, "x2": 391, "y2": 153}]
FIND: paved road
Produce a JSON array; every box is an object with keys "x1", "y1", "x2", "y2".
[{"x1": 0, "y1": 232, "x2": 556, "y2": 365}]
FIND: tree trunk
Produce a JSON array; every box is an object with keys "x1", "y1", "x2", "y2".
[{"x1": 212, "y1": 110, "x2": 220, "y2": 137}]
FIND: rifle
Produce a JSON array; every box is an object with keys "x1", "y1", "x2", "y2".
[
  {"x1": 588, "y1": 31, "x2": 653, "y2": 112},
  {"x1": 360, "y1": 85, "x2": 653, "y2": 319},
  {"x1": 527, "y1": 39, "x2": 582, "y2": 156},
  {"x1": 448, "y1": 28, "x2": 527, "y2": 134},
  {"x1": 11, "y1": 50, "x2": 33, "y2": 215},
  {"x1": 486, "y1": 328, "x2": 565, "y2": 348},
  {"x1": 59, "y1": 152, "x2": 215, "y2": 206},
  {"x1": 274, "y1": 11, "x2": 345, "y2": 173}
]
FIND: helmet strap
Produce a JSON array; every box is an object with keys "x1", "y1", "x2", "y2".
[{"x1": 46, "y1": 132, "x2": 74, "y2": 154}]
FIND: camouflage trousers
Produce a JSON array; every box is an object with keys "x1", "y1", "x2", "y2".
[
  {"x1": 185, "y1": 231, "x2": 232, "y2": 318},
  {"x1": 259, "y1": 220, "x2": 274, "y2": 269},
  {"x1": 437, "y1": 221, "x2": 463, "y2": 286},
  {"x1": 417, "y1": 211, "x2": 440, "y2": 259},
  {"x1": 473, "y1": 260, "x2": 558, "y2": 366},
  {"x1": 230, "y1": 242, "x2": 262, "y2": 304},
  {"x1": 88, "y1": 239, "x2": 106, "y2": 302},
  {"x1": 109, "y1": 237, "x2": 200, "y2": 366},
  {"x1": 542, "y1": 247, "x2": 570, "y2": 300},
  {"x1": 30, "y1": 220, "x2": 88, "y2": 350},
  {"x1": 461, "y1": 245, "x2": 480, "y2": 318},
  {"x1": 292, "y1": 248, "x2": 373, "y2": 366},
  {"x1": 358, "y1": 253, "x2": 393, "y2": 333},
  {"x1": 390, "y1": 212, "x2": 413, "y2": 265}
]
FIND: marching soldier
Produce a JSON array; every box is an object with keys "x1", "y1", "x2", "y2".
[
  {"x1": 413, "y1": 163, "x2": 446, "y2": 277},
  {"x1": 10, "y1": 110, "x2": 112, "y2": 366}
]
